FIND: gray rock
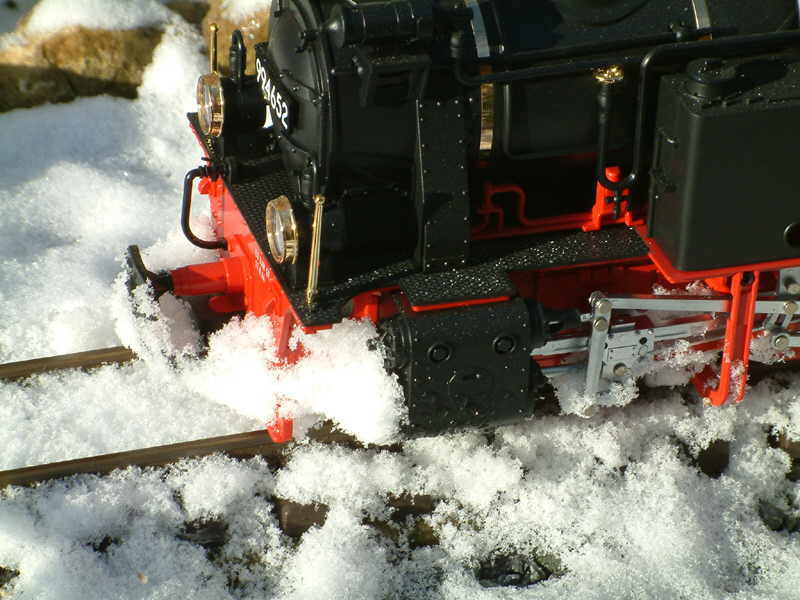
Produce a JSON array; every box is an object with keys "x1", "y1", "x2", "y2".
[
  {"x1": 785, "y1": 514, "x2": 800, "y2": 534},
  {"x1": 477, "y1": 551, "x2": 558, "y2": 588},
  {"x1": 0, "y1": 566, "x2": 19, "y2": 592},
  {"x1": 787, "y1": 458, "x2": 800, "y2": 482},
  {"x1": 534, "y1": 550, "x2": 567, "y2": 577},
  {"x1": 759, "y1": 500, "x2": 786, "y2": 532}
]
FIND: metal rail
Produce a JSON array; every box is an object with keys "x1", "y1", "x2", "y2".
[
  {"x1": 0, "y1": 426, "x2": 366, "y2": 490},
  {"x1": 0, "y1": 430, "x2": 282, "y2": 489},
  {"x1": 0, "y1": 427, "x2": 423, "y2": 540},
  {"x1": 0, "y1": 346, "x2": 136, "y2": 381}
]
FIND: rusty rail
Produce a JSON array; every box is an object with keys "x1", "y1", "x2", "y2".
[
  {"x1": 0, "y1": 430, "x2": 287, "y2": 489},
  {"x1": 0, "y1": 423, "x2": 373, "y2": 491},
  {"x1": 0, "y1": 346, "x2": 136, "y2": 381},
  {"x1": 0, "y1": 426, "x2": 429, "y2": 540}
]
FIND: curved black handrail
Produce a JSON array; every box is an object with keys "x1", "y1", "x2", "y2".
[{"x1": 182, "y1": 167, "x2": 228, "y2": 251}]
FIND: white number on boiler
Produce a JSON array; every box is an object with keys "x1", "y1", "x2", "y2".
[{"x1": 256, "y1": 57, "x2": 291, "y2": 131}]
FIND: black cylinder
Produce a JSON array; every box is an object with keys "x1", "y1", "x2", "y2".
[{"x1": 326, "y1": 0, "x2": 433, "y2": 48}]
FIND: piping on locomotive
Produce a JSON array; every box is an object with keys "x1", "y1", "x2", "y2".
[{"x1": 127, "y1": 0, "x2": 800, "y2": 442}]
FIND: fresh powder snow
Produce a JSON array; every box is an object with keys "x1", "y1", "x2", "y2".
[
  {"x1": 21, "y1": 0, "x2": 177, "y2": 35},
  {"x1": 221, "y1": 0, "x2": 264, "y2": 22},
  {"x1": 1, "y1": 1, "x2": 799, "y2": 599}
]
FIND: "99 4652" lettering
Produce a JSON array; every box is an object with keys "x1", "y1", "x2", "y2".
[{"x1": 256, "y1": 57, "x2": 291, "y2": 131}]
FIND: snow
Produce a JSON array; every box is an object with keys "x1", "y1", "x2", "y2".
[
  {"x1": 0, "y1": 2, "x2": 799, "y2": 599},
  {"x1": 113, "y1": 287, "x2": 406, "y2": 444},
  {"x1": 221, "y1": 0, "x2": 265, "y2": 22},
  {"x1": 277, "y1": 507, "x2": 397, "y2": 600},
  {"x1": 22, "y1": 0, "x2": 177, "y2": 35}
]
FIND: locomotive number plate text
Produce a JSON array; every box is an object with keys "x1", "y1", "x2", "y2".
[{"x1": 256, "y1": 57, "x2": 293, "y2": 132}]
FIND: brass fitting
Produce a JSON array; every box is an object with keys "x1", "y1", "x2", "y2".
[
  {"x1": 593, "y1": 65, "x2": 625, "y2": 85},
  {"x1": 209, "y1": 23, "x2": 219, "y2": 72},
  {"x1": 306, "y1": 194, "x2": 326, "y2": 307}
]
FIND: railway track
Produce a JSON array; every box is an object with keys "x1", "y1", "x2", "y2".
[
  {"x1": 0, "y1": 429, "x2": 288, "y2": 489},
  {"x1": 0, "y1": 346, "x2": 366, "y2": 481},
  {"x1": 1, "y1": 346, "x2": 796, "y2": 542},
  {"x1": 0, "y1": 424, "x2": 407, "y2": 543},
  {"x1": 3, "y1": 347, "x2": 800, "y2": 593},
  {"x1": 0, "y1": 346, "x2": 136, "y2": 381},
  {"x1": 0, "y1": 427, "x2": 427, "y2": 546},
  {"x1": 0, "y1": 424, "x2": 396, "y2": 538},
  {"x1": 0, "y1": 346, "x2": 415, "y2": 538}
]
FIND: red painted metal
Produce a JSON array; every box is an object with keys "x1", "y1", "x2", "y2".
[
  {"x1": 410, "y1": 295, "x2": 511, "y2": 312},
  {"x1": 514, "y1": 261, "x2": 661, "y2": 312},
  {"x1": 472, "y1": 167, "x2": 643, "y2": 240},
  {"x1": 636, "y1": 224, "x2": 800, "y2": 284},
  {"x1": 582, "y1": 167, "x2": 639, "y2": 232},
  {"x1": 350, "y1": 287, "x2": 402, "y2": 322},
  {"x1": 208, "y1": 294, "x2": 246, "y2": 313},
  {"x1": 180, "y1": 169, "x2": 792, "y2": 421},
  {"x1": 692, "y1": 272, "x2": 761, "y2": 405},
  {"x1": 266, "y1": 412, "x2": 294, "y2": 443},
  {"x1": 171, "y1": 257, "x2": 245, "y2": 297},
  {"x1": 170, "y1": 175, "x2": 324, "y2": 442},
  {"x1": 472, "y1": 180, "x2": 589, "y2": 239},
  {"x1": 636, "y1": 226, "x2": 799, "y2": 404},
  {"x1": 350, "y1": 290, "x2": 381, "y2": 322}
]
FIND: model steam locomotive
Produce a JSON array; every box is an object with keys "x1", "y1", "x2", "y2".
[{"x1": 128, "y1": 0, "x2": 800, "y2": 442}]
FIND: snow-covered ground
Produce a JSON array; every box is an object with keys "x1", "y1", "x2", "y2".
[{"x1": 1, "y1": 2, "x2": 799, "y2": 598}]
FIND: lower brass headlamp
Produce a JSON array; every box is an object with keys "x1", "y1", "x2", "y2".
[
  {"x1": 266, "y1": 195, "x2": 299, "y2": 264},
  {"x1": 197, "y1": 72, "x2": 225, "y2": 137}
]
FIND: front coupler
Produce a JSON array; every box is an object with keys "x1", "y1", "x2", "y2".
[{"x1": 125, "y1": 245, "x2": 173, "y2": 297}]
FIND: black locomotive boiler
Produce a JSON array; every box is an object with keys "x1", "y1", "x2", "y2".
[{"x1": 128, "y1": 0, "x2": 800, "y2": 442}]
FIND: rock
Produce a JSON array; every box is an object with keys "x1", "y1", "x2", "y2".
[
  {"x1": 273, "y1": 498, "x2": 328, "y2": 538},
  {"x1": 534, "y1": 550, "x2": 567, "y2": 577},
  {"x1": 477, "y1": 552, "x2": 552, "y2": 588},
  {"x1": 778, "y1": 433, "x2": 800, "y2": 459},
  {"x1": 495, "y1": 572, "x2": 523, "y2": 586},
  {"x1": 0, "y1": 0, "x2": 270, "y2": 113},
  {"x1": 674, "y1": 437, "x2": 730, "y2": 479},
  {"x1": 758, "y1": 500, "x2": 786, "y2": 532},
  {"x1": 0, "y1": 22, "x2": 161, "y2": 112},
  {"x1": 787, "y1": 458, "x2": 800, "y2": 482},
  {"x1": 695, "y1": 439, "x2": 730, "y2": 479},
  {"x1": 40, "y1": 26, "x2": 163, "y2": 98},
  {"x1": 88, "y1": 535, "x2": 118, "y2": 554},
  {"x1": 786, "y1": 514, "x2": 800, "y2": 534},
  {"x1": 408, "y1": 517, "x2": 439, "y2": 548},
  {"x1": 201, "y1": 0, "x2": 269, "y2": 75},
  {"x1": 527, "y1": 561, "x2": 550, "y2": 583},
  {"x1": 0, "y1": 0, "x2": 210, "y2": 113},
  {"x1": 0, "y1": 566, "x2": 19, "y2": 593},
  {"x1": 178, "y1": 517, "x2": 229, "y2": 560},
  {"x1": 165, "y1": 1, "x2": 209, "y2": 29}
]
